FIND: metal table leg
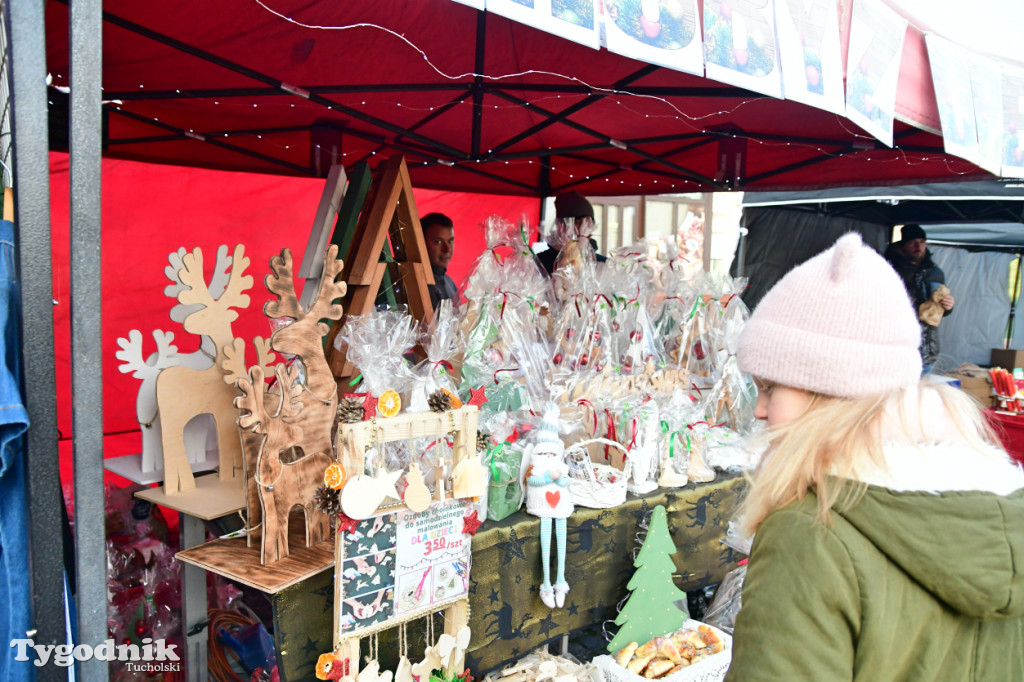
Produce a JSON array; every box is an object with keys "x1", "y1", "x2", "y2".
[{"x1": 180, "y1": 513, "x2": 208, "y2": 681}]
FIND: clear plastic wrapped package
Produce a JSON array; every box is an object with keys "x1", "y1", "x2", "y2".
[
  {"x1": 340, "y1": 307, "x2": 420, "y2": 414},
  {"x1": 703, "y1": 563, "x2": 747, "y2": 634},
  {"x1": 408, "y1": 299, "x2": 462, "y2": 412}
]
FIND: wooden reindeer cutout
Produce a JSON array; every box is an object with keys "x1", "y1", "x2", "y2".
[
  {"x1": 116, "y1": 330, "x2": 213, "y2": 473},
  {"x1": 155, "y1": 245, "x2": 253, "y2": 493},
  {"x1": 226, "y1": 245, "x2": 347, "y2": 547},
  {"x1": 236, "y1": 364, "x2": 333, "y2": 564}
]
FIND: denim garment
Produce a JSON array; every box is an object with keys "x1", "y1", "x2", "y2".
[{"x1": 0, "y1": 220, "x2": 32, "y2": 681}]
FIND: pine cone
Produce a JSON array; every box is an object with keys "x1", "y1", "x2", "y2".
[
  {"x1": 428, "y1": 389, "x2": 452, "y2": 413},
  {"x1": 337, "y1": 396, "x2": 365, "y2": 423},
  {"x1": 313, "y1": 484, "x2": 342, "y2": 515},
  {"x1": 476, "y1": 430, "x2": 491, "y2": 453}
]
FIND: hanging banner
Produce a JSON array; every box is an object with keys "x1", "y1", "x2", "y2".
[
  {"x1": 394, "y1": 499, "x2": 472, "y2": 616},
  {"x1": 703, "y1": 0, "x2": 783, "y2": 99},
  {"x1": 602, "y1": 0, "x2": 703, "y2": 76},
  {"x1": 845, "y1": 0, "x2": 907, "y2": 147},
  {"x1": 486, "y1": 0, "x2": 601, "y2": 49},
  {"x1": 1001, "y1": 68, "x2": 1024, "y2": 178},
  {"x1": 337, "y1": 499, "x2": 473, "y2": 637},
  {"x1": 925, "y1": 34, "x2": 981, "y2": 168},
  {"x1": 969, "y1": 54, "x2": 1003, "y2": 176},
  {"x1": 774, "y1": 0, "x2": 844, "y2": 115}
]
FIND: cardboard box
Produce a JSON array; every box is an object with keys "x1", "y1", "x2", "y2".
[
  {"x1": 946, "y1": 373, "x2": 994, "y2": 407},
  {"x1": 991, "y1": 349, "x2": 1024, "y2": 371}
]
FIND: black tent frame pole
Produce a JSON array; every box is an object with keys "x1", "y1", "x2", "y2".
[
  {"x1": 1008, "y1": 254, "x2": 1021, "y2": 349},
  {"x1": 470, "y1": 10, "x2": 486, "y2": 159},
  {"x1": 70, "y1": 0, "x2": 109, "y2": 676},
  {"x1": 7, "y1": 1, "x2": 67, "y2": 678}
]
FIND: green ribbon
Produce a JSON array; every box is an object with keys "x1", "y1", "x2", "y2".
[
  {"x1": 487, "y1": 440, "x2": 510, "y2": 482},
  {"x1": 688, "y1": 298, "x2": 700, "y2": 320},
  {"x1": 347, "y1": 373, "x2": 363, "y2": 387}
]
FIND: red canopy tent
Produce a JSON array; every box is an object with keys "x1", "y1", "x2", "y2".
[{"x1": 42, "y1": 0, "x2": 992, "y2": 199}]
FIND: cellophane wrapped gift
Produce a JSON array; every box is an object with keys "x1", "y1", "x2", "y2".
[
  {"x1": 703, "y1": 564, "x2": 747, "y2": 635},
  {"x1": 620, "y1": 397, "x2": 661, "y2": 494},
  {"x1": 408, "y1": 299, "x2": 462, "y2": 412},
  {"x1": 339, "y1": 308, "x2": 418, "y2": 413}
]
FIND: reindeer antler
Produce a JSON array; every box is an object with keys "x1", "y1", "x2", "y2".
[
  {"x1": 167, "y1": 245, "x2": 233, "y2": 325},
  {"x1": 234, "y1": 366, "x2": 268, "y2": 433},
  {"x1": 307, "y1": 244, "x2": 347, "y2": 332},
  {"x1": 221, "y1": 337, "x2": 277, "y2": 387},
  {"x1": 177, "y1": 245, "x2": 253, "y2": 336},
  {"x1": 264, "y1": 249, "x2": 301, "y2": 321},
  {"x1": 116, "y1": 330, "x2": 180, "y2": 379},
  {"x1": 221, "y1": 338, "x2": 248, "y2": 387}
]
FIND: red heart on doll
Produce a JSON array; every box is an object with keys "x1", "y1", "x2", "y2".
[{"x1": 545, "y1": 491, "x2": 560, "y2": 508}]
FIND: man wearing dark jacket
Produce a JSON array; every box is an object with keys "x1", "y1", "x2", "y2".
[
  {"x1": 884, "y1": 224, "x2": 954, "y2": 371},
  {"x1": 421, "y1": 212, "x2": 459, "y2": 312}
]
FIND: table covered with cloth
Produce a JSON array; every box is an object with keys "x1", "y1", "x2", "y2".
[{"x1": 268, "y1": 472, "x2": 747, "y2": 681}]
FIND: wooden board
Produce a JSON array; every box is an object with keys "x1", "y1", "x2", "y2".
[
  {"x1": 103, "y1": 450, "x2": 220, "y2": 487},
  {"x1": 135, "y1": 473, "x2": 246, "y2": 520},
  {"x1": 176, "y1": 515, "x2": 334, "y2": 593}
]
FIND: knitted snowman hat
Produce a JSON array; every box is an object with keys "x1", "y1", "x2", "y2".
[
  {"x1": 533, "y1": 402, "x2": 565, "y2": 457},
  {"x1": 738, "y1": 232, "x2": 921, "y2": 398}
]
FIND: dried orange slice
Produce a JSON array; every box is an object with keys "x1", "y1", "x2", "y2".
[
  {"x1": 323, "y1": 462, "x2": 346, "y2": 490},
  {"x1": 441, "y1": 387, "x2": 463, "y2": 409},
  {"x1": 377, "y1": 389, "x2": 402, "y2": 418}
]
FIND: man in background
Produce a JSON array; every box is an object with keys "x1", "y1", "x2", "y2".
[
  {"x1": 422, "y1": 212, "x2": 459, "y2": 312},
  {"x1": 536, "y1": 191, "x2": 606, "y2": 275},
  {"x1": 884, "y1": 224, "x2": 954, "y2": 372}
]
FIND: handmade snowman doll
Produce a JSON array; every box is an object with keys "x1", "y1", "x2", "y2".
[{"x1": 524, "y1": 403, "x2": 574, "y2": 609}]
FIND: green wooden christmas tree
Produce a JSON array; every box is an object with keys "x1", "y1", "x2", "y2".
[{"x1": 606, "y1": 505, "x2": 689, "y2": 652}]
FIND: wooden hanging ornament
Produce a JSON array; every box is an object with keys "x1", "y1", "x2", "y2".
[
  {"x1": 451, "y1": 456, "x2": 487, "y2": 499},
  {"x1": 403, "y1": 462, "x2": 431, "y2": 513},
  {"x1": 340, "y1": 468, "x2": 403, "y2": 520}
]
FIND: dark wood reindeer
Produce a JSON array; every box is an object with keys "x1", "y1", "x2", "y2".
[
  {"x1": 263, "y1": 244, "x2": 347, "y2": 455},
  {"x1": 235, "y1": 364, "x2": 333, "y2": 564},
  {"x1": 225, "y1": 245, "x2": 347, "y2": 547}
]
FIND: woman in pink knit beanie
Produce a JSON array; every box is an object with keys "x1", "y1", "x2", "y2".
[{"x1": 724, "y1": 233, "x2": 1024, "y2": 682}]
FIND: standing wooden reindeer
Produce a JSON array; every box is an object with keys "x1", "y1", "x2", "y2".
[
  {"x1": 263, "y1": 244, "x2": 346, "y2": 455},
  {"x1": 155, "y1": 244, "x2": 253, "y2": 494},
  {"x1": 235, "y1": 364, "x2": 333, "y2": 563},
  {"x1": 224, "y1": 245, "x2": 347, "y2": 548}
]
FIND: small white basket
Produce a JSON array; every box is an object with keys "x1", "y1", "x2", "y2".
[
  {"x1": 565, "y1": 438, "x2": 630, "y2": 509},
  {"x1": 593, "y1": 620, "x2": 732, "y2": 682}
]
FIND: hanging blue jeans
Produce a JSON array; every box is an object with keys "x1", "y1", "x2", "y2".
[{"x1": 0, "y1": 219, "x2": 32, "y2": 681}]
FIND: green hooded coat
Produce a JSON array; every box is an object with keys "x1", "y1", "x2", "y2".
[{"x1": 725, "y1": 484, "x2": 1024, "y2": 681}]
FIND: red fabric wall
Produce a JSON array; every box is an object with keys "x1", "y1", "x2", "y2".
[{"x1": 46, "y1": 153, "x2": 539, "y2": 457}]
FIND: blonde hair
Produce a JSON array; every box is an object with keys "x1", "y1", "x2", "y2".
[{"x1": 738, "y1": 379, "x2": 1000, "y2": 535}]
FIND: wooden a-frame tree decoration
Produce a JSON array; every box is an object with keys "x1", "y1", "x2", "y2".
[
  {"x1": 607, "y1": 505, "x2": 689, "y2": 652},
  {"x1": 325, "y1": 154, "x2": 435, "y2": 382}
]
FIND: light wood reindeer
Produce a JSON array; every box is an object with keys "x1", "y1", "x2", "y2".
[
  {"x1": 235, "y1": 364, "x2": 333, "y2": 564},
  {"x1": 155, "y1": 244, "x2": 253, "y2": 493}
]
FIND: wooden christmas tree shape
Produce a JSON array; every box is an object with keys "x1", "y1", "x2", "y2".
[
  {"x1": 235, "y1": 364, "x2": 333, "y2": 564},
  {"x1": 325, "y1": 155, "x2": 435, "y2": 381},
  {"x1": 155, "y1": 244, "x2": 253, "y2": 494},
  {"x1": 606, "y1": 505, "x2": 689, "y2": 652}
]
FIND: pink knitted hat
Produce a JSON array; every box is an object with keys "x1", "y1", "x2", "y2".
[{"x1": 738, "y1": 232, "x2": 921, "y2": 398}]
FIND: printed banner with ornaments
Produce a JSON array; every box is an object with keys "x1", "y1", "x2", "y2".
[{"x1": 338, "y1": 499, "x2": 476, "y2": 636}]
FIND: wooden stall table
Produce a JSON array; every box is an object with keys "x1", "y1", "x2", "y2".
[
  {"x1": 251, "y1": 472, "x2": 746, "y2": 680},
  {"x1": 984, "y1": 407, "x2": 1024, "y2": 467}
]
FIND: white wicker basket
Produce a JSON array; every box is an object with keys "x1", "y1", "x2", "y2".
[
  {"x1": 593, "y1": 621, "x2": 732, "y2": 682},
  {"x1": 565, "y1": 438, "x2": 630, "y2": 509}
]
